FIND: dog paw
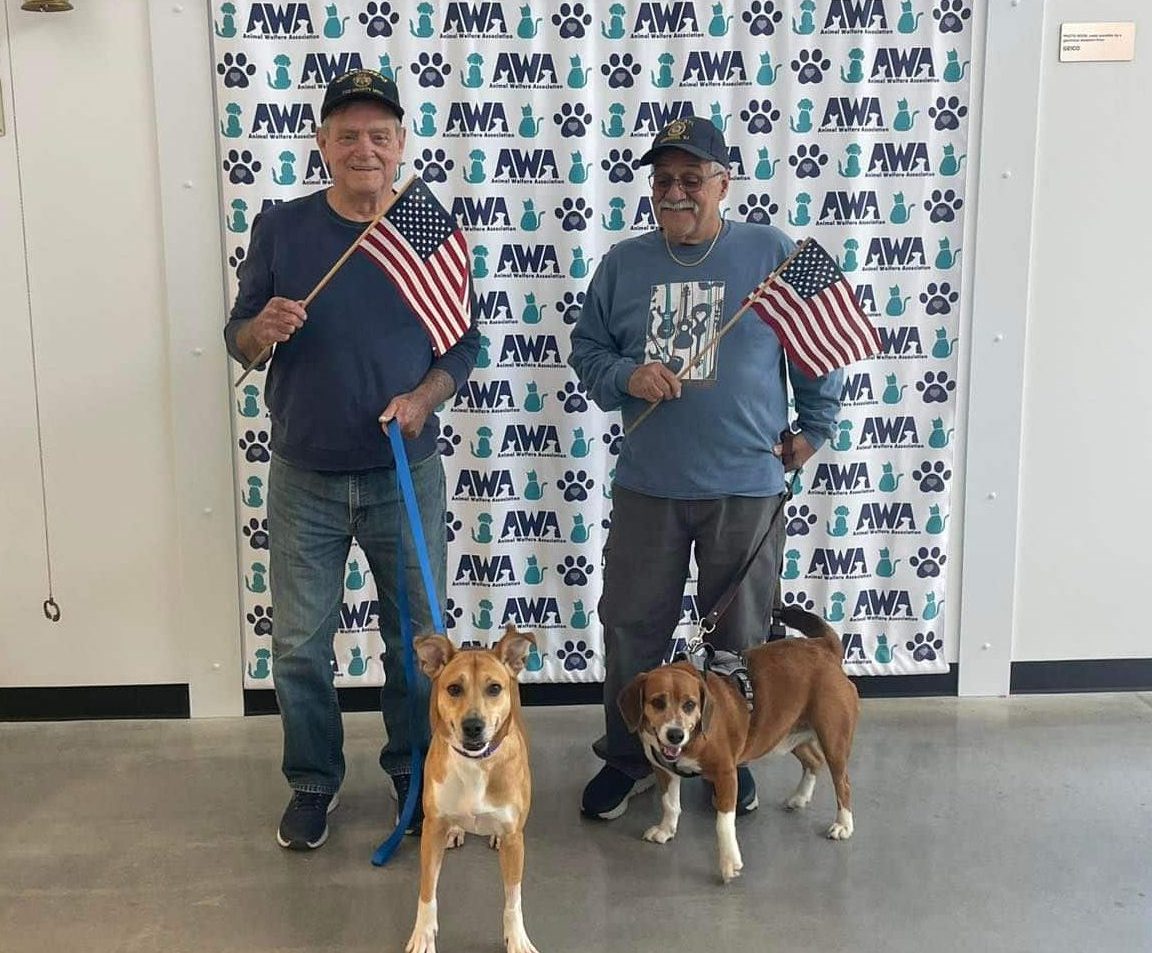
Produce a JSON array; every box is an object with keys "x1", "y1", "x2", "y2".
[
  {"x1": 784, "y1": 792, "x2": 812, "y2": 811},
  {"x1": 406, "y1": 925, "x2": 438, "y2": 953},
  {"x1": 826, "y1": 810, "x2": 854, "y2": 840},
  {"x1": 489, "y1": 834, "x2": 502, "y2": 850},
  {"x1": 503, "y1": 926, "x2": 540, "y2": 953},
  {"x1": 445, "y1": 826, "x2": 466, "y2": 848},
  {"x1": 642, "y1": 824, "x2": 676, "y2": 844},
  {"x1": 719, "y1": 856, "x2": 744, "y2": 883}
]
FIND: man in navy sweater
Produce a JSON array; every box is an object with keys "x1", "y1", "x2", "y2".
[{"x1": 224, "y1": 70, "x2": 479, "y2": 850}]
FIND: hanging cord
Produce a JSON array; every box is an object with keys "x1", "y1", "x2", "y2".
[{"x1": 4, "y1": 11, "x2": 60, "y2": 621}]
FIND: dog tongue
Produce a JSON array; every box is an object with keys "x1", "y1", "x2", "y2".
[{"x1": 660, "y1": 744, "x2": 681, "y2": 761}]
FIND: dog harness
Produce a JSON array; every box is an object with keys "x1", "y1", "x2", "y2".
[{"x1": 679, "y1": 645, "x2": 755, "y2": 711}]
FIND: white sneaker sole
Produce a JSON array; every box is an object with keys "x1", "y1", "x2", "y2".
[{"x1": 591, "y1": 775, "x2": 656, "y2": 820}]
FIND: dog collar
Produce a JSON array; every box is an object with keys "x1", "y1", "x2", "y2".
[{"x1": 452, "y1": 740, "x2": 502, "y2": 760}]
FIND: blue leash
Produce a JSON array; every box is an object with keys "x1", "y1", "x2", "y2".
[{"x1": 371, "y1": 421, "x2": 445, "y2": 867}]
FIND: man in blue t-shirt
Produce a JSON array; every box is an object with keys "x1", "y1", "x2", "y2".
[
  {"x1": 569, "y1": 117, "x2": 842, "y2": 821},
  {"x1": 224, "y1": 70, "x2": 478, "y2": 850}
]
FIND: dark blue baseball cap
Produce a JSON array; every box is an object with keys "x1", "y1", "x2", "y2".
[
  {"x1": 637, "y1": 116, "x2": 729, "y2": 167},
  {"x1": 321, "y1": 69, "x2": 404, "y2": 122}
]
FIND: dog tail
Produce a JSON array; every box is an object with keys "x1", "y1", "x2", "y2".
[{"x1": 778, "y1": 605, "x2": 843, "y2": 658}]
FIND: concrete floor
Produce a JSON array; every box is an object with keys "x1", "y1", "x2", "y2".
[{"x1": 1, "y1": 695, "x2": 1150, "y2": 953}]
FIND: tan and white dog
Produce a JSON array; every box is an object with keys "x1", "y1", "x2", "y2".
[
  {"x1": 619, "y1": 606, "x2": 859, "y2": 883},
  {"x1": 406, "y1": 625, "x2": 540, "y2": 953}
]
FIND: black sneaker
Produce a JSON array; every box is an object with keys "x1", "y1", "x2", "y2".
[
  {"x1": 580, "y1": 765, "x2": 655, "y2": 820},
  {"x1": 704, "y1": 767, "x2": 759, "y2": 816},
  {"x1": 276, "y1": 790, "x2": 339, "y2": 850},
  {"x1": 390, "y1": 772, "x2": 423, "y2": 835}
]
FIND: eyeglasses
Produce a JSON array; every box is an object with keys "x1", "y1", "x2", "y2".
[{"x1": 648, "y1": 169, "x2": 726, "y2": 194}]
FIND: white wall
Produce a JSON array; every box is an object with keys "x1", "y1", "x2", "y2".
[
  {"x1": 0, "y1": 1, "x2": 241, "y2": 710},
  {"x1": 1012, "y1": 0, "x2": 1150, "y2": 661}
]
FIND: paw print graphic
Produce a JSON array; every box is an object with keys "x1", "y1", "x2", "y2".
[
  {"x1": 557, "y1": 639, "x2": 595, "y2": 671},
  {"x1": 247, "y1": 605, "x2": 273, "y2": 637},
  {"x1": 554, "y1": 103, "x2": 591, "y2": 138},
  {"x1": 557, "y1": 291, "x2": 585, "y2": 325},
  {"x1": 782, "y1": 590, "x2": 816, "y2": 611},
  {"x1": 243, "y1": 517, "x2": 269, "y2": 550},
  {"x1": 789, "y1": 144, "x2": 828, "y2": 179},
  {"x1": 228, "y1": 245, "x2": 246, "y2": 276},
  {"x1": 602, "y1": 423, "x2": 623, "y2": 455},
  {"x1": 933, "y1": 0, "x2": 971, "y2": 34},
  {"x1": 552, "y1": 2, "x2": 592, "y2": 38},
  {"x1": 737, "y1": 194, "x2": 778, "y2": 225},
  {"x1": 740, "y1": 99, "x2": 781, "y2": 135},
  {"x1": 555, "y1": 197, "x2": 593, "y2": 232},
  {"x1": 238, "y1": 429, "x2": 271, "y2": 464},
  {"x1": 444, "y1": 598, "x2": 465, "y2": 630},
  {"x1": 919, "y1": 281, "x2": 960, "y2": 316},
  {"x1": 916, "y1": 371, "x2": 956, "y2": 404},
  {"x1": 785, "y1": 504, "x2": 818, "y2": 537},
  {"x1": 217, "y1": 52, "x2": 256, "y2": 89},
  {"x1": 912, "y1": 460, "x2": 952, "y2": 493},
  {"x1": 223, "y1": 149, "x2": 262, "y2": 186},
  {"x1": 909, "y1": 546, "x2": 947, "y2": 579},
  {"x1": 359, "y1": 1, "x2": 399, "y2": 36},
  {"x1": 413, "y1": 148, "x2": 454, "y2": 184},
  {"x1": 558, "y1": 555, "x2": 593, "y2": 586},
  {"x1": 924, "y1": 188, "x2": 963, "y2": 224},
  {"x1": 445, "y1": 510, "x2": 463, "y2": 543},
  {"x1": 411, "y1": 51, "x2": 451, "y2": 88},
  {"x1": 928, "y1": 95, "x2": 968, "y2": 131},
  {"x1": 557, "y1": 469, "x2": 595, "y2": 502},
  {"x1": 906, "y1": 630, "x2": 944, "y2": 662},
  {"x1": 557, "y1": 381, "x2": 589, "y2": 413},
  {"x1": 601, "y1": 148, "x2": 636, "y2": 183},
  {"x1": 437, "y1": 424, "x2": 462, "y2": 456},
  {"x1": 602, "y1": 52, "x2": 642, "y2": 89},
  {"x1": 742, "y1": 0, "x2": 783, "y2": 36},
  {"x1": 791, "y1": 49, "x2": 831, "y2": 85}
]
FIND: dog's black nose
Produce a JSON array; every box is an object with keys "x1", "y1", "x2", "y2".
[
  {"x1": 462, "y1": 717, "x2": 485, "y2": 740},
  {"x1": 665, "y1": 726, "x2": 685, "y2": 745}
]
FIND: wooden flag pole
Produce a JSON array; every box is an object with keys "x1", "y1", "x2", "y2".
[
  {"x1": 232, "y1": 175, "x2": 420, "y2": 388},
  {"x1": 624, "y1": 238, "x2": 811, "y2": 435}
]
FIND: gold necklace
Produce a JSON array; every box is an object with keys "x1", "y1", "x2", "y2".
[{"x1": 664, "y1": 220, "x2": 726, "y2": 267}]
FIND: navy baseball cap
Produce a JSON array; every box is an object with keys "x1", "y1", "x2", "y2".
[
  {"x1": 321, "y1": 69, "x2": 404, "y2": 122},
  {"x1": 637, "y1": 116, "x2": 729, "y2": 167}
]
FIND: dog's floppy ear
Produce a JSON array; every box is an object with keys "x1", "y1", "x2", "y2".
[
  {"x1": 415, "y1": 634, "x2": 455, "y2": 679},
  {"x1": 496, "y1": 623, "x2": 536, "y2": 674},
  {"x1": 694, "y1": 671, "x2": 715, "y2": 737},
  {"x1": 617, "y1": 672, "x2": 649, "y2": 734}
]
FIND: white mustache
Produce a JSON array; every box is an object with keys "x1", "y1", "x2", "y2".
[{"x1": 659, "y1": 200, "x2": 697, "y2": 212}]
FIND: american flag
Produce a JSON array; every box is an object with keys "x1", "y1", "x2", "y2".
[
  {"x1": 745, "y1": 239, "x2": 880, "y2": 378},
  {"x1": 358, "y1": 178, "x2": 471, "y2": 356}
]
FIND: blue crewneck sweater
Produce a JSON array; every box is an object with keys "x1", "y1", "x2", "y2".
[
  {"x1": 569, "y1": 221, "x2": 842, "y2": 499},
  {"x1": 225, "y1": 191, "x2": 478, "y2": 471}
]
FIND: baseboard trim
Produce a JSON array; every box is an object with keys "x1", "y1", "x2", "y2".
[
  {"x1": 0, "y1": 684, "x2": 190, "y2": 721},
  {"x1": 1010, "y1": 659, "x2": 1152, "y2": 694}
]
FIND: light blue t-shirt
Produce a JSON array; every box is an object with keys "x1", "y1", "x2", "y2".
[{"x1": 568, "y1": 220, "x2": 842, "y2": 499}]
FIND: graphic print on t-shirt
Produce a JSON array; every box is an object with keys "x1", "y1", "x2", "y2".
[{"x1": 646, "y1": 280, "x2": 726, "y2": 382}]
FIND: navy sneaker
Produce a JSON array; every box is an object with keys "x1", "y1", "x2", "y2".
[
  {"x1": 705, "y1": 766, "x2": 759, "y2": 816},
  {"x1": 276, "y1": 790, "x2": 339, "y2": 850},
  {"x1": 390, "y1": 772, "x2": 424, "y2": 835},
  {"x1": 580, "y1": 765, "x2": 655, "y2": 820}
]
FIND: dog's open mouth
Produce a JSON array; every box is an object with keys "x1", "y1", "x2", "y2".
[
  {"x1": 461, "y1": 739, "x2": 489, "y2": 753},
  {"x1": 659, "y1": 743, "x2": 683, "y2": 762}
]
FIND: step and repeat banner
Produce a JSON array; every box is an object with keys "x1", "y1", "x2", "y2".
[{"x1": 212, "y1": 0, "x2": 974, "y2": 687}]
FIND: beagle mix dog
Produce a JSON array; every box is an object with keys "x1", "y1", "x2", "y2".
[
  {"x1": 619, "y1": 606, "x2": 859, "y2": 883},
  {"x1": 406, "y1": 626, "x2": 540, "y2": 953}
]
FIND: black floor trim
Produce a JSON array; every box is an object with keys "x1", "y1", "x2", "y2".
[
  {"x1": 0, "y1": 684, "x2": 190, "y2": 721},
  {"x1": 1011, "y1": 659, "x2": 1152, "y2": 694}
]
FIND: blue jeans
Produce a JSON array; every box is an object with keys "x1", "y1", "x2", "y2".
[{"x1": 267, "y1": 452, "x2": 447, "y2": 795}]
